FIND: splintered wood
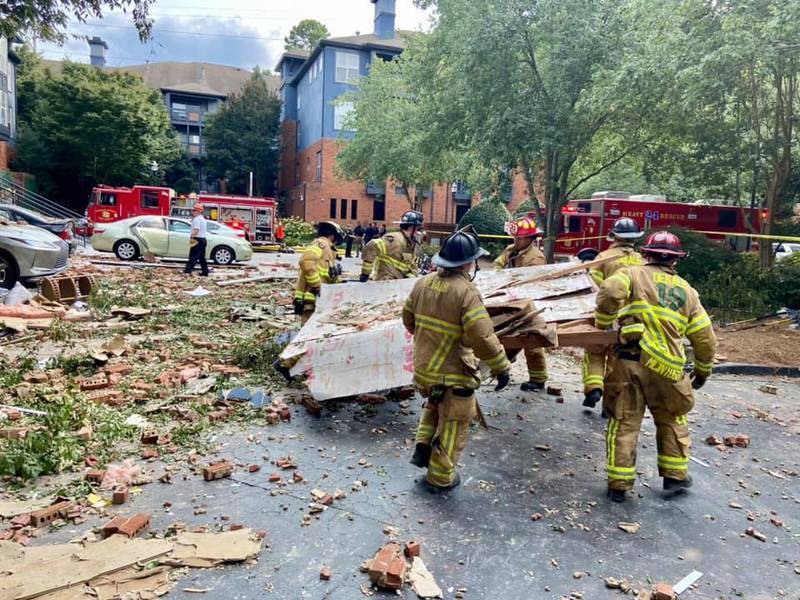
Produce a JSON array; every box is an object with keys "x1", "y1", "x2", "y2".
[{"x1": 280, "y1": 261, "x2": 612, "y2": 400}]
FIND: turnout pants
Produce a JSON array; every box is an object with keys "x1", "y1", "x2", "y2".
[
  {"x1": 185, "y1": 238, "x2": 209, "y2": 276},
  {"x1": 414, "y1": 388, "x2": 476, "y2": 488},
  {"x1": 582, "y1": 345, "x2": 608, "y2": 393},
  {"x1": 603, "y1": 358, "x2": 695, "y2": 491},
  {"x1": 524, "y1": 347, "x2": 548, "y2": 383}
]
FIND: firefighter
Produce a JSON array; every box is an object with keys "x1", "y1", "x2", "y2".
[
  {"x1": 273, "y1": 221, "x2": 344, "y2": 381},
  {"x1": 360, "y1": 211, "x2": 424, "y2": 281},
  {"x1": 582, "y1": 218, "x2": 645, "y2": 409},
  {"x1": 404, "y1": 227, "x2": 511, "y2": 493},
  {"x1": 595, "y1": 231, "x2": 716, "y2": 503},
  {"x1": 494, "y1": 216, "x2": 549, "y2": 391}
]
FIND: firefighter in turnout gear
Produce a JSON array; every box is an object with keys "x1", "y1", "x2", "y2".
[
  {"x1": 595, "y1": 231, "x2": 716, "y2": 503},
  {"x1": 273, "y1": 221, "x2": 344, "y2": 382},
  {"x1": 404, "y1": 227, "x2": 511, "y2": 493},
  {"x1": 582, "y1": 218, "x2": 645, "y2": 409},
  {"x1": 494, "y1": 216, "x2": 549, "y2": 391},
  {"x1": 360, "y1": 211, "x2": 424, "y2": 281}
]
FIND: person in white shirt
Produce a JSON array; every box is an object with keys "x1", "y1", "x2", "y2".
[{"x1": 184, "y1": 203, "x2": 210, "y2": 276}]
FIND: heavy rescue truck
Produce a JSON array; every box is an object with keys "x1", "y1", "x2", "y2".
[
  {"x1": 554, "y1": 191, "x2": 763, "y2": 260},
  {"x1": 86, "y1": 185, "x2": 277, "y2": 243}
]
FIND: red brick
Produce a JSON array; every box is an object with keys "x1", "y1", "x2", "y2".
[
  {"x1": 546, "y1": 385, "x2": 563, "y2": 397},
  {"x1": 2, "y1": 408, "x2": 21, "y2": 420},
  {"x1": 265, "y1": 413, "x2": 280, "y2": 425},
  {"x1": 320, "y1": 565, "x2": 332, "y2": 581},
  {"x1": 77, "y1": 374, "x2": 109, "y2": 391},
  {"x1": 85, "y1": 469, "x2": 106, "y2": 483},
  {"x1": 0, "y1": 427, "x2": 28, "y2": 439},
  {"x1": 115, "y1": 513, "x2": 151, "y2": 538},
  {"x1": 724, "y1": 434, "x2": 750, "y2": 448},
  {"x1": 203, "y1": 461, "x2": 233, "y2": 481},
  {"x1": 85, "y1": 455, "x2": 100, "y2": 468},
  {"x1": 132, "y1": 382, "x2": 155, "y2": 392},
  {"x1": 368, "y1": 543, "x2": 401, "y2": 584},
  {"x1": 86, "y1": 389, "x2": 124, "y2": 406},
  {"x1": 29, "y1": 500, "x2": 74, "y2": 528},
  {"x1": 404, "y1": 541, "x2": 420, "y2": 558},
  {"x1": 112, "y1": 487, "x2": 129, "y2": 505},
  {"x1": 0, "y1": 530, "x2": 14, "y2": 540},
  {"x1": 248, "y1": 464, "x2": 261, "y2": 473},
  {"x1": 10, "y1": 514, "x2": 30, "y2": 528},
  {"x1": 208, "y1": 409, "x2": 231, "y2": 423},
  {"x1": 104, "y1": 362, "x2": 133, "y2": 376},
  {"x1": 268, "y1": 473, "x2": 282, "y2": 483},
  {"x1": 22, "y1": 371, "x2": 49, "y2": 384},
  {"x1": 384, "y1": 556, "x2": 407, "y2": 590},
  {"x1": 292, "y1": 471, "x2": 304, "y2": 483},
  {"x1": 279, "y1": 407, "x2": 291, "y2": 422},
  {"x1": 320, "y1": 494, "x2": 334, "y2": 506},
  {"x1": 141, "y1": 431, "x2": 160, "y2": 444},
  {"x1": 12, "y1": 532, "x2": 30, "y2": 546},
  {"x1": 652, "y1": 582, "x2": 676, "y2": 600},
  {"x1": 229, "y1": 524, "x2": 244, "y2": 531},
  {"x1": 142, "y1": 448, "x2": 160, "y2": 460}
]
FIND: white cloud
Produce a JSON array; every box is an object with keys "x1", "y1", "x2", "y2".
[{"x1": 36, "y1": 0, "x2": 432, "y2": 71}]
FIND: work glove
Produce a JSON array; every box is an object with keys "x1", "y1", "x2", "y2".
[
  {"x1": 329, "y1": 263, "x2": 343, "y2": 279},
  {"x1": 311, "y1": 287, "x2": 321, "y2": 297},
  {"x1": 359, "y1": 273, "x2": 370, "y2": 283},
  {"x1": 494, "y1": 371, "x2": 510, "y2": 392},
  {"x1": 690, "y1": 372, "x2": 707, "y2": 390},
  {"x1": 292, "y1": 299, "x2": 304, "y2": 316}
]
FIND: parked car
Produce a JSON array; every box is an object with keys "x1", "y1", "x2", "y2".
[
  {"x1": 90, "y1": 216, "x2": 253, "y2": 265},
  {"x1": 0, "y1": 221, "x2": 70, "y2": 288},
  {"x1": 207, "y1": 221, "x2": 249, "y2": 241},
  {"x1": 773, "y1": 242, "x2": 800, "y2": 262},
  {"x1": 0, "y1": 204, "x2": 77, "y2": 251}
]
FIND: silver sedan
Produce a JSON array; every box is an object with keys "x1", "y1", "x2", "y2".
[{"x1": 0, "y1": 221, "x2": 70, "y2": 288}]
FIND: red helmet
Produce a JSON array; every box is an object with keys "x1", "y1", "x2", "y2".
[
  {"x1": 506, "y1": 216, "x2": 542, "y2": 238},
  {"x1": 641, "y1": 231, "x2": 687, "y2": 258}
]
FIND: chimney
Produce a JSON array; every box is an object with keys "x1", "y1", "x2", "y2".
[
  {"x1": 88, "y1": 36, "x2": 108, "y2": 68},
  {"x1": 371, "y1": 0, "x2": 396, "y2": 40}
]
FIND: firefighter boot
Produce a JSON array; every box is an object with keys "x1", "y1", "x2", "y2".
[
  {"x1": 520, "y1": 380, "x2": 545, "y2": 392},
  {"x1": 583, "y1": 388, "x2": 603, "y2": 408},
  {"x1": 523, "y1": 347, "x2": 548, "y2": 391},
  {"x1": 607, "y1": 489, "x2": 627, "y2": 503},
  {"x1": 421, "y1": 471, "x2": 461, "y2": 494},
  {"x1": 663, "y1": 474, "x2": 693, "y2": 496}
]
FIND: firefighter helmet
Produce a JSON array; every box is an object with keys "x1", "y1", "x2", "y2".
[
  {"x1": 609, "y1": 217, "x2": 643, "y2": 240},
  {"x1": 395, "y1": 210, "x2": 424, "y2": 229},
  {"x1": 317, "y1": 221, "x2": 345, "y2": 245},
  {"x1": 506, "y1": 216, "x2": 542, "y2": 238},
  {"x1": 641, "y1": 231, "x2": 687, "y2": 258},
  {"x1": 432, "y1": 226, "x2": 487, "y2": 268}
]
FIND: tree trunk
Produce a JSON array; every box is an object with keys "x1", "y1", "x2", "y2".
[{"x1": 542, "y1": 151, "x2": 560, "y2": 263}]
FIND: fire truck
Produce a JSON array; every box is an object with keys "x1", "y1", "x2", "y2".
[
  {"x1": 86, "y1": 185, "x2": 277, "y2": 243},
  {"x1": 554, "y1": 191, "x2": 763, "y2": 260}
]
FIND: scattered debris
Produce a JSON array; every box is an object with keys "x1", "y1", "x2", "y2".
[
  {"x1": 745, "y1": 527, "x2": 767, "y2": 542},
  {"x1": 758, "y1": 384, "x2": 777, "y2": 395},
  {"x1": 617, "y1": 522, "x2": 641, "y2": 534}
]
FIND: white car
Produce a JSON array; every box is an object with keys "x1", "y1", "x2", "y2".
[
  {"x1": 772, "y1": 242, "x2": 800, "y2": 261},
  {"x1": 90, "y1": 216, "x2": 253, "y2": 265}
]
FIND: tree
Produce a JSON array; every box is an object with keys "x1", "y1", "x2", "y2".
[
  {"x1": 284, "y1": 19, "x2": 329, "y2": 52},
  {"x1": 204, "y1": 70, "x2": 281, "y2": 197},
  {"x1": 335, "y1": 57, "x2": 457, "y2": 211},
  {"x1": 13, "y1": 47, "x2": 183, "y2": 210},
  {"x1": 1, "y1": 0, "x2": 153, "y2": 43}
]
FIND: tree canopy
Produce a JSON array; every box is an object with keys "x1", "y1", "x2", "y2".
[
  {"x1": 284, "y1": 19, "x2": 329, "y2": 52},
  {"x1": 13, "y1": 47, "x2": 182, "y2": 210},
  {"x1": 0, "y1": 0, "x2": 153, "y2": 42},
  {"x1": 203, "y1": 70, "x2": 281, "y2": 197}
]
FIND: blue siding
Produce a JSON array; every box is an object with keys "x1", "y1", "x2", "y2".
[
  {"x1": 295, "y1": 53, "x2": 325, "y2": 152},
  {"x1": 322, "y1": 46, "x2": 368, "y2": 141}
]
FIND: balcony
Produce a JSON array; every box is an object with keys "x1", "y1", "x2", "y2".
[
  {"x1": 171, "y1": 109, "x2": 206, "y2": 124},
  {"x1": 452, "y1": 181, "x2": 471, "y2": 202}
]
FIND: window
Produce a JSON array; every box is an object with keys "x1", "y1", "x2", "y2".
[
  {"x1": 296, "y1": 121, "x2": 301, "y2": 148},
  {"x1": 351, "y1": 199, "x2": 358, "y2": 220},
  {"x1": 718, "y1": 209, "x2": 737, "y2": 228},
  {"x1": 334, "y1": 102, "x2": 355, "y2": 131},
  {"x1": 340, "y1": 198, "x2": 347, "y2": 219},
  {"x1": 141, "y1": 190, "x2": 160, "y2": 209},
  {"x1": 394, "y1": 185, "x2": 407, "y2": 196},
  {"x1": 169, "y1": 220, "x2": 191, "y2": 233},
  {"x1": 329, "y1": 198, "x2": 337, "y2": 218},
  {"x1": 137, "y1": 217, "x2": 165, "y2": 230},
  {"x1": 189, "y1": 135, "x2": 201, "y2": 145},
  {"x1": 310, "y1": 55, "x2": 324, "y2": 82},
  {"x1": 373, "y1": 198, "x2": 385, "y2": 221},
  {"x1": 297, "y1": 93, "x2": 301, "y2": 112},
  {"x1": 335, "y1": 51, "x2": 360, "y2": 83},
  {"x1": 99, "y1": 192, "x2": 117, "y2": 206},
  {"x1": 315, "y1": 151, "x2": 322, "y2": 181}
]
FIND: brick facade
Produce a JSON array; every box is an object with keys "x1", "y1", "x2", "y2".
[
  {"x1": 0, "y1": 142, "x2": 13, "y2": 171},
  {"x1": 280, "y1": 135, "x2": 466, "y2": 228}
]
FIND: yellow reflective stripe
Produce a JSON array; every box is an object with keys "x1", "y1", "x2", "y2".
[
  {"x1": 416, "y1": 425, "x2": 435, "y2": 437},
  {"x1": 376, "y1": 254, "x2": 412, "y2": 273},
  {"x1": 675, "y1": 414, "x2": 689, "y2": 426},
  {"x1": 415, "y1": 369, "x2": 480, "y2": 388},
  {"x1": 427, "y1": 463, "x2": 454, "y2": 478},
  {"x1": 621, "y1": 323, "x2": 645, "y2": 335},
  {"x1": 641, "y1": 333, "x2": 685, "y2": 369},
  {"x1": 607, "y1": 418, "x2": 619, "y2": 473},
  {"x1": 694, "y1": 359, "x2": 713, "y2": 374},
  {"x1": 686, "y1": 313, "x2": 712, "y2": 335},
  {"x1": 415, "y1": 314, "x2": 463, "y2": 335},
  {"x1": 485, "y1": 351, "x2": 510, "y2": 371},
  {"x1": 583, "y1": 375, "x2": 604, "y2": 386},
  {"x1": 305, "y1": 246, "x2": 323, "y2": 258},
  {"x1": 447, "y1": 421, "x2": 458, "y2": 457},
  {"x1": 608, "y1": 472, "x2": 637, "y2": 480},
  {"x1": 607, "y1": 272, "x2": 631, "y2": 294},
  {"x1": 427, "y1": 337, "x2": 456, "y2": 372},
  {"x1": 376, "y1": 238, "x2": 388, "y2": 254},
  {"x1": 589, "y1": 268, "x2": 604, "y2": 285},
  {"x1": 462, "y1": 305, "x2": 490, "y2": 329},
  {"x1": 595, "y1": 311, "x2": 617, "y2": 327}
]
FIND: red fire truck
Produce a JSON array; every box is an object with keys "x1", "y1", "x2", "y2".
[
  {"x1": 86, "y1": 185, "x2": 277, "y2": 242},
  {"x1": 555, "y1": 191, "x2": 763, "y2": 260}
]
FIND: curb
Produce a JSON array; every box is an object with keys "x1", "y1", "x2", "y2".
[{"x1": 714, "y1": 363, "x2": 800, "y2": 378}]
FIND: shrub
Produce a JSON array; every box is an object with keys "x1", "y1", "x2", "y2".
[
  {"x1": 458, "y1": 199, "x2": 511, "y2": 235},
  {"x1": 282, "y1": 216, "x2": 317, "y2": 246}
]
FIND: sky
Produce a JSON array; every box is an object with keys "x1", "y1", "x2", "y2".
[{"x1": 36, "y1": 0, "x2": 433, "y2": 71}]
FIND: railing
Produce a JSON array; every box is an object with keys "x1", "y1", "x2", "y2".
[{"x1": 0, "y1": 176, "x2": 83, "y2": 220}]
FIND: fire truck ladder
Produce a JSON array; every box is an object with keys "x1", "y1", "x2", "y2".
[{"x1": 0, "y1": 176, "x2": 83, "y2": 220}]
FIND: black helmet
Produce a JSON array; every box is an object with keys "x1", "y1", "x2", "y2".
[
  {"x1": 609, "y1": 217, "x2": 644, "y2": 240},
  {"x1": 395, "y1": 210, "x2": 424, "y2": 229},
  {"x1": 432, "y1": 226, "x2": 487, "y2": 268},
  {"x1": 317, "y1": 221, "x2": 345, "y2": 245}
]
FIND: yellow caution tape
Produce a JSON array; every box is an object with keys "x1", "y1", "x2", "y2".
[{"x1": 427, "y1": 229, "x2": 800, "y2": 244}]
